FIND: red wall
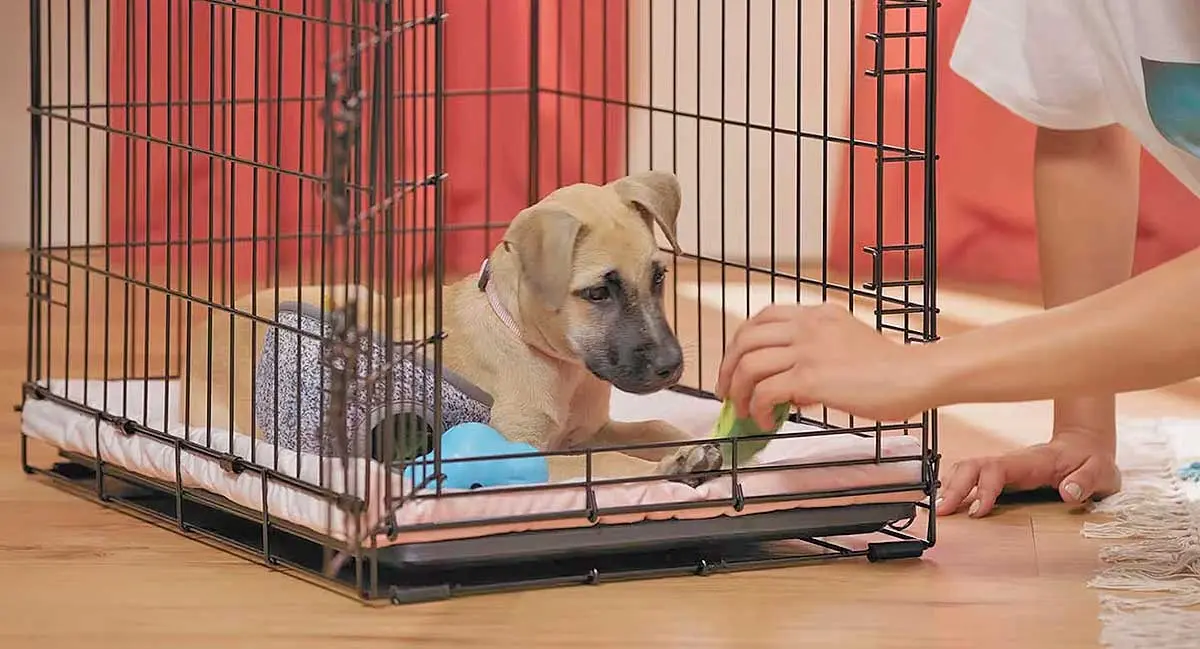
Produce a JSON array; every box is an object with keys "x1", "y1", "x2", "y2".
[{"x1": 105, "y1": 0, "x2": 627, "y2": 288}]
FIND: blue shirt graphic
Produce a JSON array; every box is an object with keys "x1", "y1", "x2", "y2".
[{"x1": 1143, "y1": 58, "x2": 1200, "y2": 160}]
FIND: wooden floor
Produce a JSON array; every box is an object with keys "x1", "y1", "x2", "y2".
[{"x1": 3, "y1": 249, "x2": 1198, "y2": 648}]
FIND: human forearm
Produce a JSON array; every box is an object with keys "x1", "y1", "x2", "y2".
[
  {"x1": 1034, "y1": 125, "x2": 1140, "y2": 295},
  {"x1": 921, "y1": 245, "x2": 1200, "y2": 407},
  {"x1": 1034, "y1": 125, "x2": 1141, "y2": 437}
]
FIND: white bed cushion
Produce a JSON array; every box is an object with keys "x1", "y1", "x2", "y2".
[{"x1": 20, "y1": 379, "x2": 927, "y2": 546}]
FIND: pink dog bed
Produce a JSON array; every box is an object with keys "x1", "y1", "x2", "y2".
[{"x1": 21, "y1": 378, "x2": 927, "y2": 547}]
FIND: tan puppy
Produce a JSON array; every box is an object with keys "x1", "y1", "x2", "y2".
[{"x1": 180, "y1": 170, "x2": 722, "y2": 485}]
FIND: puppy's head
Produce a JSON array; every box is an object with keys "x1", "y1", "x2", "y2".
[{"x1": 503, "y1": 170, "x2": 685, "y2": 394}]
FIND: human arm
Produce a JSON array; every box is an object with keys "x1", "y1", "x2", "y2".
[
  {"x1": 930, "y1": 124, "x2": 1142, "y2": 517},
  {"x1": 919, "y1": 243, "x2": 1200, "y2": 410},
  {"x1": 714, "y1": 240, "x2": 1200, "y2": 429},
  {"x1": 934, "y1": 0, "x2": 1149, "y2": 514},
  {"x1": 1031, "y1": 124, "x2": 1141, "y2": 441},
  {"x1": 901, "y1": 0, "x2": 1144, "y2": 516}
]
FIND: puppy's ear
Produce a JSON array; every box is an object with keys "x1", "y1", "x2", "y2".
[
  {"x1": 504, "y1": 206, "x2": 584, "y2": 311},
  {"x1": 609, "y1": 170, "x2": 682, "y2": 254}
]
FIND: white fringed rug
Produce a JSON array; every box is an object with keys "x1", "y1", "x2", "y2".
[{"x1": 1083, "y1": 418, "x2": 1200, "y2": 648}]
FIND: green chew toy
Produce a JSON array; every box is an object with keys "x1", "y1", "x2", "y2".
[{"x1": 710, "y1": 400, "x2": 791, "y2": 467}]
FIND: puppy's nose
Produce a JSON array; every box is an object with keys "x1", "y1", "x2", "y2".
[{"x1": 650, "y1": 345, "x2": 683, "y2": 379}]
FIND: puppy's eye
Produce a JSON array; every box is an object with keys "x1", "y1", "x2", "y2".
[
  {"x1": 581, "y1": 286, "x2": 611, "y2": 302},
  {"x1": 652, "y1": 267, "x2": 667, "y2": 287}
]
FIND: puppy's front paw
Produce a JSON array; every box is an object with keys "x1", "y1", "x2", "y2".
[{"x1": 654, "y1": 442, "x2": 724, "y2": 487}]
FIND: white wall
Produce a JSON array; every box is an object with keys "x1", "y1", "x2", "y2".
[
  {"x1": 625, "y1": 0, "x2": 855, "y2": 265},
  {"x1": 0, "y1": 0, "x2": 107, "y2": 249}
]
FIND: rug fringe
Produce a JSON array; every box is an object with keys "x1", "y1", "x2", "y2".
[
  {"x1": 1099, "y1": 602, "x2": 1200, "y2": 649},
  {"x1": 1082, "y1": 420, "x2": 1200, "y2": 647}
]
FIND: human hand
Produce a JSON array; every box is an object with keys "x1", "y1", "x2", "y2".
[
  {"x1": 935, "y1": 427, "x2": 1121, "y2": 518},
  {"x1": 714, "y1": 303, "x2": 936, "y2": 429}
]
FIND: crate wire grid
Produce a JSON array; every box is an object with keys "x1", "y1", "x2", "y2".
[{"x1": 21, "y1": 0, "x2": 939, "y2": 602}]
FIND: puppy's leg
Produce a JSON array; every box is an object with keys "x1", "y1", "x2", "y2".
[
  {"x1": 593, "y1": 419, "x2": 723, "y2": 487},
  {"x1": 490, "y1": 404, "x2": 673, "y2": 484},
  {"x1": 593, "y1": 419, "x2": 699, "y2": 461},
  {"x1": 544, "y1": 447, "x2": 721, "y2": 488},
  {"x1": 543, "y1": 452, "x2": 660, "y2": 483}
]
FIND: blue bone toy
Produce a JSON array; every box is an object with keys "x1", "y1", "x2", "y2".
[{"x1": 403, "y1": 422, "x2": 550, "y2": 490}]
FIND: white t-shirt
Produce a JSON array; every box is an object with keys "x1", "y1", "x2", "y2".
[{"x1": 950, "y1": 0, "x2": 1200, "y2": 199}]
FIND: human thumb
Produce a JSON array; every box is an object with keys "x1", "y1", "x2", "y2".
[{"x1": 1058, "y1": 457, "x2": 1103, "y2": 504}]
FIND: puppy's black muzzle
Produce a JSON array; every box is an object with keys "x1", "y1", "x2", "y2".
[{"x1": 600, "y1": 334, "x2": 684, "y2": 395}]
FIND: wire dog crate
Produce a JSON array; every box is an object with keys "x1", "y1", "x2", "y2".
[{"x1": 21, "y1": 0, "x2": 939, "y2": 603}]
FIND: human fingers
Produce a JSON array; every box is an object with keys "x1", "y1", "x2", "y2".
[
  {"x1": 715, "y1": 322, "x2": 800, "y2": 399},
  {"x1": 746, "y1": 303, "x2": 808, "y2": 326},
  {"x1": 967, "y1": 461, "x2": 1007, "y2": 518},
  {"x1": 935, "y1": 459, "x2": 982, "y2": 516},
  {"x1": 746, "y1": 371, "x2": 806, "y2": 431},
  {"x1": 725, "y1": 347, "x2": 796, "y2": 417}
]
